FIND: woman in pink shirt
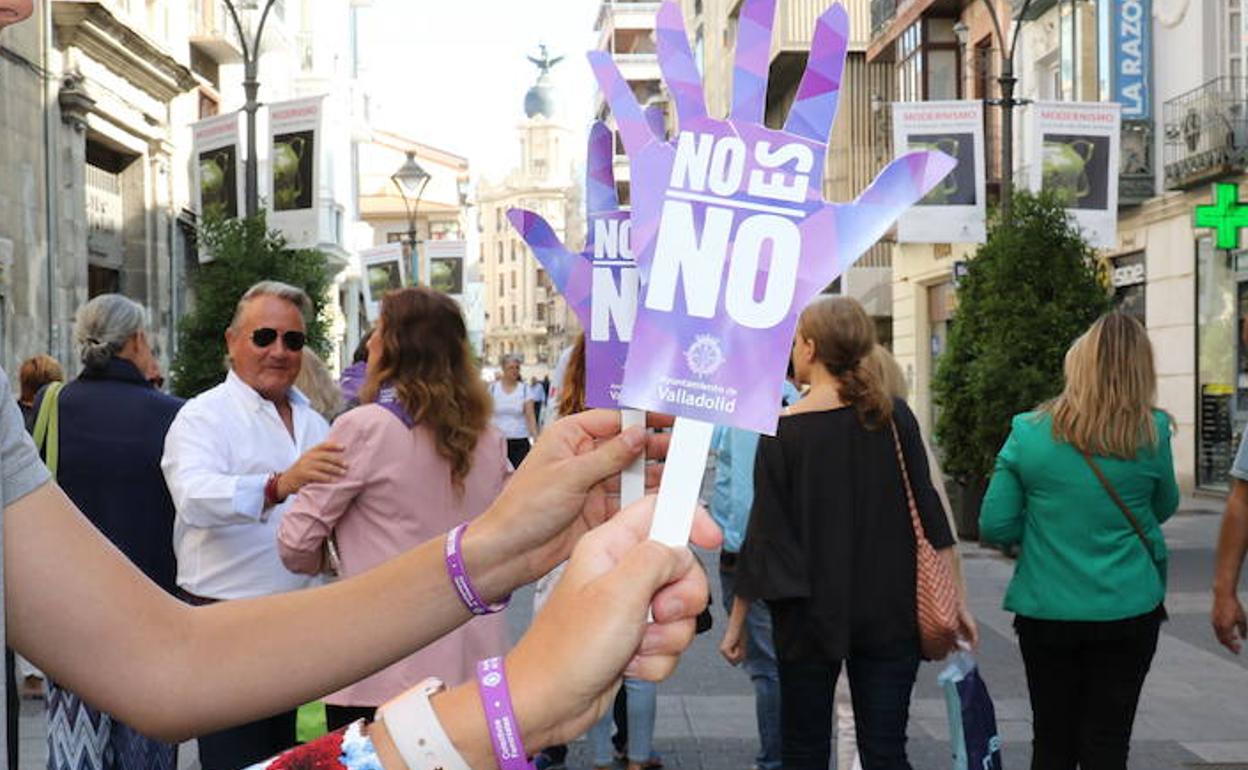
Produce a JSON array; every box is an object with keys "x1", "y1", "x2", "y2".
[{"x1": 278, "y1": 286, "x2": 510, "y2": 730}]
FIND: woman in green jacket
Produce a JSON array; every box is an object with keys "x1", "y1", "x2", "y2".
[{"x1": 980, "y1": 312, "x2": 1179, "y2": 770}]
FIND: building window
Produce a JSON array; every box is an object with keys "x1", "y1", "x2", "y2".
[
  {"x1": 511, "y1": 305, "x2": 517, "y2": 325},
  {"x1": 510, "y1": 272, "x2": 517, "y2": 289},
  {"x1": 497, "y1": 242, "x2": 504, "y2": 263},
  {"x1": 88, "y1": 265, "x2": 120, "y2": 298},
  {"x1": 536, "y1": 304, "x2": 546, "y2": 322},
  {"x1": 198, "y1": 90, "x2": 219, "y2": 119},
  {"x1": 498, "y1": 275, "x2": 504, "y2": 297},
  {"x1": 1227, "y1": 0, "x2": 1244, "y2": 80},
  {"x1": 511, "y1": 241, "x2": 518, "y2": 261},
  {"x1": 897, "y1": 19, "x2": 961, "y2": 102}
]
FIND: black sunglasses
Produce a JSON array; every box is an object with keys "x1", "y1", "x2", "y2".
[{"x1": 251, "y1": 328, "x2": 306, "y2": 351}]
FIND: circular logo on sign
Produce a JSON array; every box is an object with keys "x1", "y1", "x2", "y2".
[
  {"x1": 482, "y1": 672, "x2": 502, "y2": 688},
  {"x1": 685, "y1": 335, "x2": 725, "y2": 378}
]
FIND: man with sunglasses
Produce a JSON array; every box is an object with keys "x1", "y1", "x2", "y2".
[{"x1": 161, "y1": 281, "x2": 346, "y2": 769}]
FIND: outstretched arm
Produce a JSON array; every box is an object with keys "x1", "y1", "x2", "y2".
[
  {"x1": 1214, "y1": 479, "x2": 1248, "y2": 653},
  {"x1": 7, "y1": 480, "x2": 491, "y2": 740},
  {"x1": 6, "y1": 410, "x2": 712, "y2": 742}
]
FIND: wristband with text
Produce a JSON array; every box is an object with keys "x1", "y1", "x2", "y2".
[
  {"x1": 476, "y1": 656, "x2": 534, "y2": 770},
  {"x1": 445, "y1": 522, "x2": 509, "y2": 615}
]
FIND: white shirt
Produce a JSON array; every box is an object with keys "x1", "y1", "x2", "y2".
[
  {"x1": 162, "y1": 370, "x2": 330, "y2": 600},
  {"x1": 489, "y1": 381, "x2": 531, "y2": 439}
]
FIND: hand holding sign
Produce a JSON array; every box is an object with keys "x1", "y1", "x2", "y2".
[
  {"x1": 509, "y1": 119, "x2": 662, "y2": 505},
  {"x1": 591, "y1": 0, "x2": 955, "y2": 545},
  {"x1": 507, "y1": 121, "x2": 642, "y2": 410},
  {"x1": 589, "y1": 0, "x2": 956, "y2": 436}
]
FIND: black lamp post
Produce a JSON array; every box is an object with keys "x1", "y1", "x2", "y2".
[
  {"x1": 392, "y1": 151, "x2": 431, "y2": 283},
  {"x1": 222, "y1": 0, "x2": 278, "y2": 218},
  {"x1": 956, "y1": 0, "x2": 1034, "y2": 219}
]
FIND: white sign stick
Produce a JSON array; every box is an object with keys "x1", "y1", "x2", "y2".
[
  {"x1": 648, "y1": 417, "x2": 715, "y2": 546},
  {"x1": 621, "y1": 409, "x2": 646, "y2": 507}
]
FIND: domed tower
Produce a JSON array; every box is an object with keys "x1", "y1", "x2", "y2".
[
  {"x1": 517, "y1": 44, "x2": 572, "y2": 184},
  {"x1": 476, "y1": 45, "x2": 582, "y2": 374},
  {"x1": 524, "y1": 44, "x2": 562, "y2": 119}
]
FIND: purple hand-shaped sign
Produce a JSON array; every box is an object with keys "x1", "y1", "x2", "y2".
[
  {"x1": 590, "y1": 0, "x2": 956, "y2": 435},
  {"x1": 508, "y1": 119, "x2": 656, "y2": 409}
]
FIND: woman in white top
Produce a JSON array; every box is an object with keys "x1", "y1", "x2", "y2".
[{"x1": 491, "y1": 354, "x2": 537, "y2": 468}]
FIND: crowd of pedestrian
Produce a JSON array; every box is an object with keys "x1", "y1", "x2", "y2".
[
  {"x1": 0, "y1": 279, "x2": 712, "y2": 770},
  {"x1": 2, "y1": 278, "x2": 1248, "y2": 770}
]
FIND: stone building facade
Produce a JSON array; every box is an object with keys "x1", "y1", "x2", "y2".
[{"x1": 477, "y1": 57, "x2": 583, "y2": 379}]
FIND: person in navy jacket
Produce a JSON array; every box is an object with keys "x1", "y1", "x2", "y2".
[{"x1": 37, "y1": 294, "x2": 183, "y2": 770}]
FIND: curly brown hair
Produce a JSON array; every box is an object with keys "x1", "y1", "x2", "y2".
[
  {"x1": 359, "y1": 287, "x2": 491, "y2": 491},
  {"x1": 798, "y1": 296, "x2": 893, "y2": 430}
]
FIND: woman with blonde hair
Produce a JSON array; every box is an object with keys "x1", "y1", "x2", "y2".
[
  {"x1": 278, "y1": 286, "x2": 510, "y2": 729},
  {"x1": 730, "y1": 296, "x2": 968, "y2": 770},
  {"x1": 980, "y1": 311, "x2": 1179, "y2": 769}
]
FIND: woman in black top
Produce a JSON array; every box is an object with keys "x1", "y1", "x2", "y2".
[{"x1": 728, "y1": 296, "x2": 968, "y2": 770}]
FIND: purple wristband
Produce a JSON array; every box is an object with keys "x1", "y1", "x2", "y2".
[
  {"x1": 446, "y1": 522, "x2": 509, "y2": 615},
  {"x1": 476, "y1": 657, "x2": 534, "y2": 770}
]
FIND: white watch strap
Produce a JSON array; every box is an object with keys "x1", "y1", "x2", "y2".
[{"x1": 378, "y1": 677, "x2": 473, "y2": 770}]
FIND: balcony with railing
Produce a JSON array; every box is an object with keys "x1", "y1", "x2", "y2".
[
  {"x1": 595, "y1": 1, "x2": 662, "y2": 35},
  {"x1": 1164, "y1": 77, "x2": 1248, "y2": 191},
  {"x1": 190, "y1": 0, "x2": 243, "y2": 62},
  {"x1": 771, "y1": 0, "x2": 872, "y2": 56}
]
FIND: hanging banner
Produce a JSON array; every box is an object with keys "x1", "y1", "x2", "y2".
[
  {"x1": 1030, "y1": 101, "x2": 1121, "y2": 249},
  {"x1": 424, "y1": 240, "x2": 467, "y2": 296},
  {"x1": 360, "y1": 243, "x2": 407, "y2": 321},
  {"x1": 892, "y1": 100, "x2": 986, "y2": 243},
  {"x1": 589, "y1": 1, "x2": 954, "y2": 435},
  {"x1": 267, "y1": 96, "x2": 324, "y2": 247},
  {"x1": 192, "y1": 112, "x2": 244, "y2": 261},
  {"x1": 510, "y1": 121, "x2": 639, "y2": 409},
  {"x1": 1113, "y1": 0, "x2": 1151, "y2": 121}
]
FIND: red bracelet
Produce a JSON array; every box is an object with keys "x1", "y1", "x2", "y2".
[{"x1": 264, "y1": 473, "x2": 282, "y2": 508}]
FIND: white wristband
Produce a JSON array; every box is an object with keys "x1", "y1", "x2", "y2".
[{"x1": 378, "y1": 677, "x2": 472, "y2": 770}]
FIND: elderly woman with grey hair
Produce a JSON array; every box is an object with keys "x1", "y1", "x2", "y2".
[{"x1": 36, "y1": 294, "x2": 184, "y2": 770}]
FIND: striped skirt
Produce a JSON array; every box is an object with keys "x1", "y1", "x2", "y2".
[{"x1": 46, "y1": 680, "x2": 176, "y2": 770}]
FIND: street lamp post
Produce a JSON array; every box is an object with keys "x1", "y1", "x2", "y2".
[
  {"x1": 957, "y1": 0, "x2": 1034, "y2": 219},
  {"x1": 392, "y1": 151, "x2": 431, "y2": 284},
  {"x1": 222, "y1": 0, "x2": 278, "y2": 218}
]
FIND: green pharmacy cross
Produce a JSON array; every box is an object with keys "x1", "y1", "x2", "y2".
[{"x1": 1195, "y1": 183, "x2": 1248, "y2": 250}]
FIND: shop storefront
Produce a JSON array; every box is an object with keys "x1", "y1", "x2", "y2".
[
  {"x1": 1111, "y1": 251, "x2": 1146, "y2": 320},
  {"x1": 1196, "y1": 237, "x2": 1248, "y2": 490}
]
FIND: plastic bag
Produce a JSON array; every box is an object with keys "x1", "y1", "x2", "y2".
[{"x1": 938, "y1": 652, "x2": 1003, "y2": 770}]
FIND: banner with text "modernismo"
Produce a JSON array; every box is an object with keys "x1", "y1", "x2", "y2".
[
  {"x1": 893, "y1": 100, "x2": 986, "y2": 244},
  {"x1": 1029, "y1": 101, "x2": 1121, "y2": 249}
]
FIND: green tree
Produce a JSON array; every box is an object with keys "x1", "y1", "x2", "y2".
[
  {"x1": 171, "y1": 212, "x2": 333, "y2": 398},
  {"x1": 933, "y1": 191, "x2": 1111, "y2": 517}
]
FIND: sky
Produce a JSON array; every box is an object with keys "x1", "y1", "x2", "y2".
[{"x1": 361, "y1": 0, "x2": 601, "y2": 183}]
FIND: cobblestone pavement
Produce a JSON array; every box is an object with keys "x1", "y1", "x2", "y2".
[{"x1": 15, "y1": 500, "x2": 1248, "y2": 770}]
